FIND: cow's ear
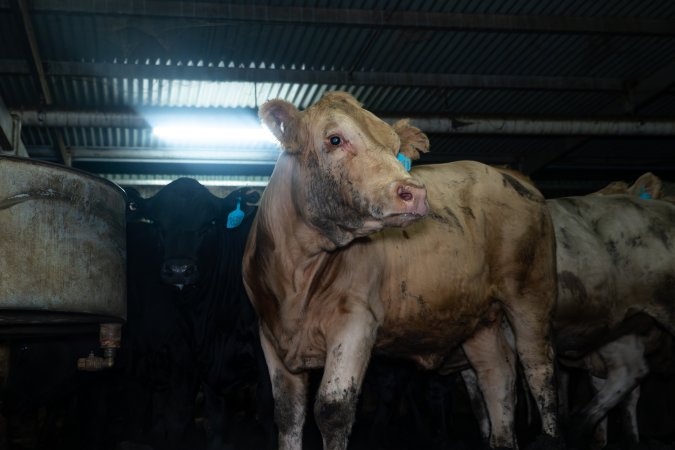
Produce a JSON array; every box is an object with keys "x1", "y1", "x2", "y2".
[
  {"x1": 222, "y1": 187, "x2": 260, "y2": 215},
  {"x1": 392, "y1": 119, "x2": 430, "y2": 161},
  {"x1": 259, "y1": 99, "x2": 302, "y2": 153},
  {"x1": 124, "y1": 187, "x2": 147, "y2": 222},
  {"x1": 243, "y1": 189, "x2": 261, "y2": 205},
  {"x1": 632, "y1": 172, "x2": 662, "y2": 199},
  {"x1": 226, "y1": 187, "x2": 260, "y2": 207},
  {"x1": 223, "y1": 187, "x2": 244, "y2": 210}
]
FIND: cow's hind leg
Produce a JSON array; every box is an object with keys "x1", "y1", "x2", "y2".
[
  {"x1": 586, "y1": 376, "x2": 640, "y2": 450},
  {"x1": 259, "y1": 328, "x2": 308, "y2": 450},
  {"x1": 619, "y1": 384, "x2": 640, "y2": 444},
  {"x1": 462, "y1": 317, "x2": 517, "y2": 449},
  {"x1": 461, "y1": 368, "x2": 491, "y2": 441},
  {"x1": 588, "y1": 376, "x2": 609, "y2": 450},
  {"x1": 570, "y1": 334, "x2": 647, "y2": 445},
  {"x1": 314, "y1": 310, "x2": 377, "y2": 450}
]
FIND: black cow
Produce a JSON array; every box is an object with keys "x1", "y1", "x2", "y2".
[{"x1": 120, "y1": 178, "x2": 273, "y2": 450}]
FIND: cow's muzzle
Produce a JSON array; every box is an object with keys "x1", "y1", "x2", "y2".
[
  {"x1": 380, "y1": 178, "x2": 428, "y2": 227},
  {"x1": 161, "y1": 258, "x2": 199, "y2": 289},
  {"x1": 393, "y1": 178, "x2": 428, "y2": 217}
]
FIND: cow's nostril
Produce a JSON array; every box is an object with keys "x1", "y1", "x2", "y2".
[
  {"x1": 398, "y1": 187, "x2": 413, "y2": 202},
  {"x1": 161, "y1": 261, "x2": 199, "y2": 287}
]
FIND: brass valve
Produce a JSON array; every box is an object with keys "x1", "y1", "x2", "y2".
[{"x1": 77, "y1": 323, "x2": 122, "y2": 371}]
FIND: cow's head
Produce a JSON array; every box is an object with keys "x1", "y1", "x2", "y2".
[
  {"x1": 127, "y1": 179, "x2": 259, "y2": 290},
  {"x1": 260, "y1": 91, "x2": 429, "y2": 247},
  {"x1": 593, "y1": 172, "x2": 663, "y2": 200}
]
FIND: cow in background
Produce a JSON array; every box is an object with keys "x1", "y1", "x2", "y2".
[
  {"x1": 553, "y1": 173, "x2": 675, "y2": 449},
  {"x1": 120, "y1": 179, "x2": 273, "y2": 450},
  {"x1": 243, "y1": 91, "x2": 559, "y2": 450},
  {"x1": 354, "y1": 172, "x2": 675, "y2": 449},
  {"x1": 456, "y1": 172, "x2": 675, "y2": 449}
]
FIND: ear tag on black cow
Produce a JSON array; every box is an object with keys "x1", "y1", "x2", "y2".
[
  {"x1": 226, "y1": 199, "x2": 244, "y2": 228},
  {"x1": 397, "y1": 153, "x2": 411, "y2": 172}
]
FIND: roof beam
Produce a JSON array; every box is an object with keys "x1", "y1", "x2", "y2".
[
  {"x1": 402, "y1": 117, "x2": 675, "y2": 136},
  {"x1": 0, "y1": 59, "x2": 625, "y2": 92},
  {"x1": 17, "y1": 109, "x2": 150, "y2": 128},
  {"x1": 11, "y1": 0, "x2": 675, "y2": 36},
  {"x1": 16, "y1": 108, "x2": 675, "y2": 136},
  {"x1": 0, "y1": 95, "x2": 28, "y2": 156},
  {"x1": 27, "y1": 146, "x2": 280, "y2": 165},
  {"x1": 10, "y1": 0, "x2": 70, "y2": 165},
  {"x1": 519, "y1": 58, "x2": 675, "y2": 174},
  {"x1": 31, "y1": 145, "x2": 516, "y2": 168},
  {"x1": 0, "y1": 96, "x2": 14, "y2": 150},
  {"x1": 619, "y1": 58, "x2": 675, "y2": 112}
]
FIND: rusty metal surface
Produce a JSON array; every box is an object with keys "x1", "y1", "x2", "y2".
[{"x1": 0, "y1": 156, "x2": 126, "y2": 323}]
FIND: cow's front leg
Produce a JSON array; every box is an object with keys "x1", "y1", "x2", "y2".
[
  {"x1": 259, "y1": 328, "x2": 308, "y2": 450},
  {"x1": 505, "y1": 300, "x2": 559, "y2": 440},
  {"x1": 462, "y1": 319, "x2": 517, "y2": 449},
  {"x1": 314, "y1": 310, "x2": 377, "y2": 450}
]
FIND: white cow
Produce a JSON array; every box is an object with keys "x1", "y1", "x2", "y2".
[
  {"x1": 462, "y1": 172, "x2": 675, "y2": 449},
  {"x1": 556, "y1": 173, "x2": 675, "y2": 448},
  {"x1": 243, "y1": 92, "x2": 560, "y2": 450}
]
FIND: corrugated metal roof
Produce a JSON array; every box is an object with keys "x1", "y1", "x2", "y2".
[
  {"x1": 4, "y1": 9, "x2": 668, "y2": 118},
  {"x1": 1, "y1": 0, "x2": 675, "y2": 195}
]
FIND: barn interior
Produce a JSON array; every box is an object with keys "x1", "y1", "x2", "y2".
[{"x1": 1, "y1": 1, "x2": 675, "y2": 450}]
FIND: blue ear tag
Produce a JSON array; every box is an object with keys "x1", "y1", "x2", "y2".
[
  {"x1": 226, "y1": 199, "x2": 244, "y2": 228},
  {"x1": 397, "y1": 153, "x2": 411, "y2": 172},
  {"x1": 639, "y1": 186, "x2": 652, "y2": 200}
]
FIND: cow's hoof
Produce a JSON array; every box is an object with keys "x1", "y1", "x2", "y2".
[
  {"x1": 567, "y1": 415, "x2": 596, "y2": 449},
  {"x1": 525, "y1": 435, "x2": 567, "y2": 450},
  {"x1": 115, "y1": 442, "x2": 154, "y2": 450}
]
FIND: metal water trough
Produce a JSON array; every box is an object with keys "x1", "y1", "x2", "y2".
[{"x1": 0, "y1": 156, "x2": 126, "y2": 336}]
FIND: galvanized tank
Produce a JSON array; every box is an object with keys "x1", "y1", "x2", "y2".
[{"x1": 0, "y1": 156, "x2": 126, "y2": 332}]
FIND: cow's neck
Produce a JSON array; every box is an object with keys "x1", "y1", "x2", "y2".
[
  {"x1": 262, "y1": 153, "x2": 341, "y2": 257},
  {"x1": 253, "y1": 153, "x2": 357, "y2": 333}
]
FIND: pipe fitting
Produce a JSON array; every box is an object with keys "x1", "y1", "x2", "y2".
[
  {"x1": 77, "y1": 323, "x2": 122, "y2": 371},
  {"x1": 77, "y1": 351, "x2": 114, "y2": 371}
]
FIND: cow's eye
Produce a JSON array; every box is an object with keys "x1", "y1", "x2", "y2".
[
  {"x1": 329, "y1": 135, "x2": 341, "y2": 146},
  {"x1": 128, "y1": 202, "x2": 138, "y2": 211}
]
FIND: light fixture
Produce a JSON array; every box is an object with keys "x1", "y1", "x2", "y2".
[{"x1": 152, "y1": 124, "x2": 277, "y2": 146}]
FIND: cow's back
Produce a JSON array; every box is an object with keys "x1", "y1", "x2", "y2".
[{"x1": 549, "y1": 194, "x2": 675, "y2": 352}]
